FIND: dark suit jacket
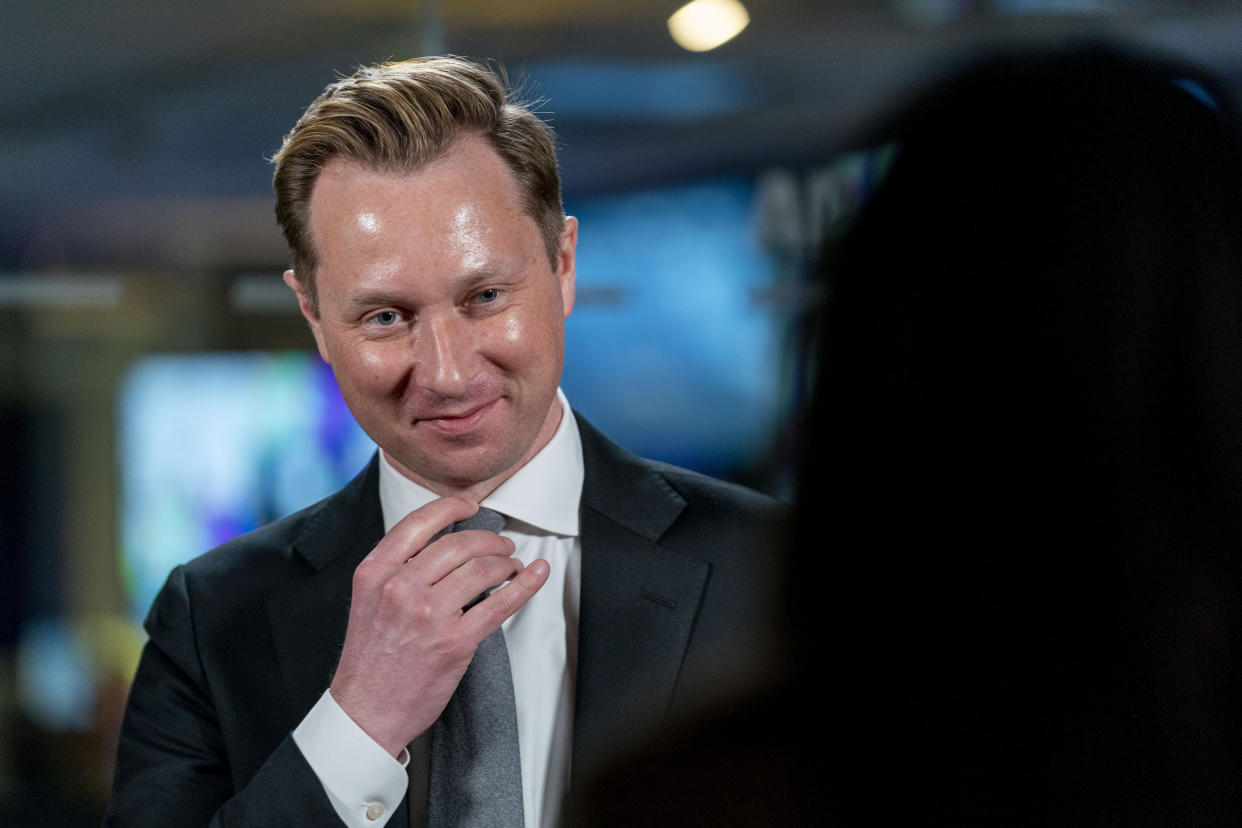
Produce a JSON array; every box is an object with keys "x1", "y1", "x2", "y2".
[{"x1": 104, "y1": 414, "x2": 788, "y2": 826}]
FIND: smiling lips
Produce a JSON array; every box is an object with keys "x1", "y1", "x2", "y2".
[{"x1": 417, "y1": 398, "x2": 499, "y2": 437}]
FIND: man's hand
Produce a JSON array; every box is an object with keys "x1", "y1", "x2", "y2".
[{"x1": 329, "y1": 496, "x2": 550, "y2": 758}]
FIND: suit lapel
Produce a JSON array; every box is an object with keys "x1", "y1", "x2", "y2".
[
  {"x1": 571, "y1": 416, "x2": 711, "y2": 780},
  {"x1": 266, "y1": 456, "x2": 384, "y2": 719}
]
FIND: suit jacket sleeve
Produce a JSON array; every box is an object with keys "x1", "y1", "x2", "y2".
[{"x1": 103, "y1": 564, "x2": 344, "y2": 827}]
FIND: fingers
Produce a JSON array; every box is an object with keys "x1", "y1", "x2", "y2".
[
  {"x1": 357, "y1": 493, "x2": 550, "y2": 638},
  {"x1": 436, "y1": 551, "x2": 526, "y2": 608},
  {"x1": 459, "y1": 558, "x2": 551, "y2": 642},
  {"x1": 359, "y1": 495, "x2": 524, "y2": 611},
  {"x1": 413, "y1": 528, "x2": 516, "y2": 584},
  {"x1": 364, "y1": 496, "x2": 478, "y2": 566}
]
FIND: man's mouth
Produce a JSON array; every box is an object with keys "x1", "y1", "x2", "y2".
[{"x1": 418, "y1": 398, "x2": 499, "y2": 436}]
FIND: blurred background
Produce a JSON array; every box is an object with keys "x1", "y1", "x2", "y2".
[{"x1": 2, "y1": 0, "x2": 1242, "y2": 822}]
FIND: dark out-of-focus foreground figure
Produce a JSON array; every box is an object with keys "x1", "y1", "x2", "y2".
[
  {"x1": 809, "y1": 43, "x2": 1242, "y2": 824},
  {"x1": 570, "y1": 43, "x2": 1242, "y2": 825}
]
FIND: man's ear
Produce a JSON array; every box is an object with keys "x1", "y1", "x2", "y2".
[
  {"x1": 284, "y1": 269, "x2": 330, "y2": 364},
  {"x1": 557, "y1": 216, "x2": 578, "y2": 319}
]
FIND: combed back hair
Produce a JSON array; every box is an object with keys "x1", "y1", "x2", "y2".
[{"x1": 272, "y1": 56, "x2": 564, "y2": 314}]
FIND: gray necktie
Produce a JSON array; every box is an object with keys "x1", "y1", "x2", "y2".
[{"x1": 424, "y1": 507, "x2": 524, "y2": 828}]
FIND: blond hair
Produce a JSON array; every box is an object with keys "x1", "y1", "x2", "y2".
[{"x1": 272, "y1": 56, "x2": 564, "y2": 314}]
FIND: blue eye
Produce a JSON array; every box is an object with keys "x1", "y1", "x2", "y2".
[
  {"x1": 476, "y1": 289, "x2": 500, "y2": 303},
  {"x1": 372, "y1": 310, "x2": 399, "y2": 326}
]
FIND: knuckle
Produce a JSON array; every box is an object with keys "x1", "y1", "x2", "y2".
[
  {"x1": 378, "y1": 575, "x2": 410, "y2": 603},
  {"x1": 464, "y1": 556, "x2": 493, "y2": 581},
  {"x1": 489, "y1": 585, "x2": 521, "y2": 618},
  {"x1": 409, "y1": 598, "x2": 437, "y2": 626},
  {"x1": 352, "y1": 561, "x2": 381, "y2": 590}
]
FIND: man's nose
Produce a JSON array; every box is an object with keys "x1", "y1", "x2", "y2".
[{"x1": 411, "y1": 313, "x2": 472, "y2": 396}]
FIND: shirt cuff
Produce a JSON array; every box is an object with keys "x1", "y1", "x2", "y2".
[{"x1": 292, "y1": 690, "x2": 409, "y2": 827}]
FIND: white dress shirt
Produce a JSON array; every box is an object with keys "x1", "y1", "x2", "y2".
[{"x1": 293, "y1": 389, "x2": 583, "y2": 828}]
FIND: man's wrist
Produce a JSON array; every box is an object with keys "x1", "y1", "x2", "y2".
[{"x1": 292, "y1": 690, "x2": 409, "y2": 828}]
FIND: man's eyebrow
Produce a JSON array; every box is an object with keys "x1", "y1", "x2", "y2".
[
  {"x1": 341, "y1": 288, "x2": 408, "y2": 311},
  {"x1": 340, "y1": 268, "x2": 512, "y2": 310},
  {"x1": 456, "y1": 264, "x2": 513, "y2": 287}
]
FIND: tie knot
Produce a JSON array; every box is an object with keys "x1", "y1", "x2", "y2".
[{"x1": 451, "y1": 507, "x2": 506, "y2": 534}]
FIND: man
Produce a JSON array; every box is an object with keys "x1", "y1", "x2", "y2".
[{"x1": 106, "y1": 56, "x2": 787, "y2": 827}]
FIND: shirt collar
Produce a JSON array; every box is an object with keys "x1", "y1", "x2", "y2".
[{"x1": 378, "y1": 388, "x2": 583, "y2": 537}]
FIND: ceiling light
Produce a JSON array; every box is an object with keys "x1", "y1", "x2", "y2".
[{"x1": 667, "y1": 0, "x2": 750, "y2": 53}]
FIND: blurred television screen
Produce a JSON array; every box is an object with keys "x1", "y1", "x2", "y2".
[
  {"x1": 564, "y1": 175, "x2": 787, "y2": 476},
  {"x1": 118, "y1": 352, "x2": 376, "y2": 620}
]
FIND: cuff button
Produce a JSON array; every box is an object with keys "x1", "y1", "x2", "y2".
[{"x1": 365, "y1": 802, "x2": 385, "y2": 821}]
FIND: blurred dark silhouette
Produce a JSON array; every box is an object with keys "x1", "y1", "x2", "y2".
[
  {"x1": 569, "y1": 42, "x2": 1242, "y2": 825},
  {"x1": 808, "y1": 42, "x2": 1242, "y2": 824}
]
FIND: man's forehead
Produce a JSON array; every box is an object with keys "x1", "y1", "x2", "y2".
[{"x1": 308, "y1": 140, "x2": 522, "y2": 227}]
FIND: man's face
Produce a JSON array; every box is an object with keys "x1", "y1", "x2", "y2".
[{"x1": 288, "y1": 135, "x2": 577, "y2": 496}]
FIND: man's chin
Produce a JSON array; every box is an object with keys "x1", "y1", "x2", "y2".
[{"x1": 384, "y1": 445, "x2": 520, "y2": 496}]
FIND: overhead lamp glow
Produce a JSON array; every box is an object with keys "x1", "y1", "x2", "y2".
[{"x1": 668, "y1": 0, "x2": 750, "y2": 53}]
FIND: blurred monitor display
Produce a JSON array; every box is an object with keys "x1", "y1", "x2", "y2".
[
  {"x1": 118, "y1": 175, "x2": 787, "y2": 620},
  {"x1": 563, "y1": 175, "x2": 786, "y2": 475},
  {"x1": 118, "y1": 353, "x2": 376, "y2": 620}
]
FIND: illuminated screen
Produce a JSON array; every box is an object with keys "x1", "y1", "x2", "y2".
[
  {"x1": 118, "y1": 353, "x2": 376, "y2": 620},
  {"x1": 564, "y1": 176, "x2": 785, "y2": 475}
]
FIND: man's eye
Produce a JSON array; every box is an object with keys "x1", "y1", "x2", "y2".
[
  {"x1": 475, "y1": 289, "x2": 500, "y2": 303},
  {"x1": 371, "y1": 310, "x2": 400, "y2": 326}
]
